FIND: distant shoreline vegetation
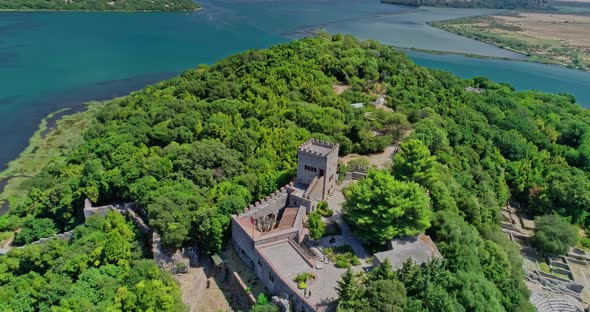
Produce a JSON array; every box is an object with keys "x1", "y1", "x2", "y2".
[
  {"x1": 381, "y1": 0, "x2": 549, "y2": 9},
  {"x1": 431, "y1": 13, "x2": 590, "y2": 72},
  {"x1": 0, "y1": 0, "x2": 200, "y2": 12}
]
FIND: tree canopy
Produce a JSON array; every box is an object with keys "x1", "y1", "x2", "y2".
[
  {"x1": 343, "y1": 169, "x2": 431, "y2": 245},
  {"x1": 532, "y1": 214, "x2": 579, "y2": 255},
  {"x1": 0, "y1": 212, "x2": 184, "y2": 311},
  {"x1": 0, "y1": 0, "x2": 199, "y2": 11},
  {"x1": 0, "y1": 33, "x2": 588, "y2": 312}
]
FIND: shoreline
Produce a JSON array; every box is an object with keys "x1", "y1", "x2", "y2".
[
  {"x1": 404, "y1": 46, "x2": 525, "y2": 61},
  {"x1": 1, "y1": 36, "x2": 589, "y2": 215},
  {"x1": 428, "y1": 14, "x2": 590, "y2": 72},
  {"x1": 0, "y1": 103, "x2": 102, "y2": 215}
]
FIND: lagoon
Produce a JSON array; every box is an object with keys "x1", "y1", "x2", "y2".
[{"x1": 1, "y1": 0, "x2": 590, "y2": 169}]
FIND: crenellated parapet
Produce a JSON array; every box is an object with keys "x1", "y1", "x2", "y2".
[
  {"x1": 240, "y1": 183, "x2": 293, "y2": 216},
  {"x1": 297, "y1": 138, "x2": 339, "y2": 157}
]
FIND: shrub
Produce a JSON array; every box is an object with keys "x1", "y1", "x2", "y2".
[
  {"x1": 580, "y1": 237, "x2": 590, "y2": 249},
  {"x1": 532, "y1": 214, "x2": 578, "y2": 256},
  {"x1": 335, "y1": 258, "x2": 351, "y2": 268},
  {"x1": 308, "y1": 211, "x2": 325, "y2": 240},
  {"x1": 351, "y1": 255, "x2": 361, "y2": 266},
  {"x1": 298, "y1": 281, "x2": 308, "y2": 289},
  {"x1": 257, "y1": 293, "x2": 268, "y2": 305},
  {"x1": 294, "y1": 272, "x2": 315, "y2": 283},
  {"x1": 14, "y1": 218, "x2": 57, "y2": 245},
  {"x1": 317, "y1": 201, "x2": 334, "y2": 217},
  {"x1": 318, "y1": 208, "x2": 333, "y2": 218}
]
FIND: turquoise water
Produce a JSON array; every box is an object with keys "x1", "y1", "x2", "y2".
[{"x1": 1, "y1": 0, "x2": 590, "y2": 169}]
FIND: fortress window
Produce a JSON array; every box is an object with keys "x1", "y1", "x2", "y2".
[{"x1": 304, "y1": 165, "x2": 317, "y2": 172}]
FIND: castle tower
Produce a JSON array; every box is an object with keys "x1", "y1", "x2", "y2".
[{"x1": 296, "y1": 139, "x2": 339, "y2": 201}]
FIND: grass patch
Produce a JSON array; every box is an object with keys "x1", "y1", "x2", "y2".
[
  {"x1": 538, "y1": 261, "x2": 551, "y2": 273},
  {"x1": 577, "y1": 236, "x2": 590, "y2": 251},
  {"x1": 324, "y1": 245, "x2": 361, "y2": 268},
  {"x1": 0, "y1": 102, "x2": 102, "y2": 210}
]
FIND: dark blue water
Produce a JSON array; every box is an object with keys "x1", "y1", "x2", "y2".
[{"x1": 1, "y1": 0, "x2": 589, "y2": 169}]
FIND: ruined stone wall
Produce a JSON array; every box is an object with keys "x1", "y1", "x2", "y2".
[
  {"x1": 227, "y1": 271, "x2": 257, "y2": 311},
  {"x1": 29, "y1": 230, "x2": 74, "y2": 246}
]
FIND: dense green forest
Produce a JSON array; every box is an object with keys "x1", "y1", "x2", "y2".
[
  {"x1": 0, "y1": 211, "x2": 184, "y2": 311},
  {"x1": 0, "y1": 0, "x2": 199, "y2": 11},
  {"x1": 1, "y1": 34, "x2": 590, "y2": 310},
  {"x1": 380, "y1": 0, "x2": 548, "y2": 9}
]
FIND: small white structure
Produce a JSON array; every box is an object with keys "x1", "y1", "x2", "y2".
[{"x1": 351, "y1": 103, "x2": 364, "y2": 108}]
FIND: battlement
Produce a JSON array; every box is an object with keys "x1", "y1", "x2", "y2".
[
  {"x1": 297, "y1": 138, "x2": 339, "y2": 157},
  {"x1": 241, "y1": 182, "x2": 294, "y2": 215}
]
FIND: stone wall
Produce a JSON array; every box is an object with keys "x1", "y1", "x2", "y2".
[
  {"x1": 240, "y1": 187, "x2": 290, "y2": 220},
  {"x1": 232, "y1": 218, "x2": 258, "y2": 271},
  {"x1": 227, "y1": 271, "x2": 257, "y2": 311}
]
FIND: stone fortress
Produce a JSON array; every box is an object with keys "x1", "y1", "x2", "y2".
[{"x1": 231, "y1": 138, "x2": 340, "y2": 312}]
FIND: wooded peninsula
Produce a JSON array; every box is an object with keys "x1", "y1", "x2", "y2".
[
  {"x1": 1, "y1": 34, "x2": 589, "y2": 311},
  {"x1": 0, "y1": 0, "x2": 199, "y2": 11}
]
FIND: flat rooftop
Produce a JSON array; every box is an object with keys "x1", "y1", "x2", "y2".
[
  {"x1": 374, "y1": 235, "x2": 442, "y2": 269},
  {"x1": 260, "y1": 242, "x2": 311, "y2": 278},
  {"x1": 259, "y1": 241, "x2": 342, "y2": 311},
  {"x1": 299, "y1": 139, "x2": 337, "y2": 156}
]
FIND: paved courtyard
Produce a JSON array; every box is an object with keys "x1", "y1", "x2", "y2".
[{"x1": 323, "y1": 180, "x2": 369, "y2": 261}]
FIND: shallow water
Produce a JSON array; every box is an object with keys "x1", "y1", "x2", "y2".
[{"x1": 1, "y1": 0, "x2": 589, "y2": 169}]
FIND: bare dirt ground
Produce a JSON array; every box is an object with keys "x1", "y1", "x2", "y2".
[
  {"x1": 332, "y1": 84, "x2": 350, "y2": 95},
  {"x1": 339, "y1": 145, "x2": 398, "y2": 169},
  {"x1": 496, "y1": 13, "x2": 590, "y2": 47},
  {"x1": 174, "y1": 264, "x2": 231, "y2": 312}
]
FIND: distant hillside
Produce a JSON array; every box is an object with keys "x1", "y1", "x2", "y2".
[
  {"x1": 381, "y1": 0, "x2": 549, "y2": 9},
  {"x1": 0, "y1": 0, "x2": 199, "y2": 11}
]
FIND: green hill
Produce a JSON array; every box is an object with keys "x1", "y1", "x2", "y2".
[
  {"x1": 0, "y1": 0, "x2": 199, "y2": 11},
  {"x1": 2, "y1": 34, "x2": 590, "y2": 311}
]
